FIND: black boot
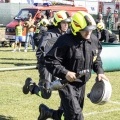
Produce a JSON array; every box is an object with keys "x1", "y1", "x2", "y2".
[
  {"x1": 22, "y1": 77, "x2": 33, "y2": 94},
  {"x1": 22, "y1": 77, "x2": 40, "y2": 96},
  {"x1": 38, "y1": 104, "x2": 54, "y2": 120}
]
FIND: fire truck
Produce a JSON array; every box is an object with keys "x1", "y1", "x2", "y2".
[{"x1": 5, "y1": 5, "x2": 87, "y2": 46}]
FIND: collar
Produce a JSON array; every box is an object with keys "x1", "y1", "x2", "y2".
[{"x1": 76, "y1": 33, "x2": 91, "y2": 43}]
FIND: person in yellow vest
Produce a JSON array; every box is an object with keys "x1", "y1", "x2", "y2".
[{"x1": 12, "y1": 20, "x2": 23, "y2": 52}]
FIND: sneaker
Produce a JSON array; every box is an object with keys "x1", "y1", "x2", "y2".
[
  {"x1": 18, "y1": 49, "x2": 21, "y2": 52},
  {"x1": 12, "y1": 50, "x2": 16, "y2": 52},
  {"x1": 24, "y1": 49, "x2": 27, "y2": 52}
]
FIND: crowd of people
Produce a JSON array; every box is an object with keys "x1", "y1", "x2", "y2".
[
  {"x1": 21, "y1": 9, "x2": 119, "y2": 120},
  {"x1": 12, "y1": 11, "x2": 119, "y2": 52},
  {"x1": 12, "y1": 12, "x2": 52, "y2": 52}
]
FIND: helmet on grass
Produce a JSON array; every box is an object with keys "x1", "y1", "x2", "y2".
[
  {"x1": 71, "y1": 11, "x2": 96, "y2": 35},
  {"x1": 53, "y1": 10, "x2": 71, "y2": 26}
]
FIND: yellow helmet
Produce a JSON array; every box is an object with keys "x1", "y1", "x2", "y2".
[
  {"x1": 97, "y1": 22, "x2": 105, "y2": 30},
  {"x1": 53, "y1": 10, "x2": 71, "y2": 26},
  {"x1": 71, "y1": 11, "x2": 96, "y2": 35},
  {"x1": 40, "y1": 18, "x2": 50, "y2": 26}
]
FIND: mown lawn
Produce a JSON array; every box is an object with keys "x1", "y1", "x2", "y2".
[{"x1": 0, "y1": 47, "x2": 120, "y2": 120}]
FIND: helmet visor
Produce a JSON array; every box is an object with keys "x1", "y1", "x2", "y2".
[
  {"x1": 80, "y1": 25, "x2": 96, "y2": 31},
  {"x1": 82, "y1": 25, "x2": 96, "y2": 31},
  {"x1": 61, "y1": 17, "x2": 71, "y2": 23}
]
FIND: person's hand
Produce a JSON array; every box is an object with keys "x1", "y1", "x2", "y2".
[
  {"x1": 96, "y1": 74, "x2": 109, "y2": 81},
  {"x1": 65, "y1": 71, "x2": 76, "y2": 82}
]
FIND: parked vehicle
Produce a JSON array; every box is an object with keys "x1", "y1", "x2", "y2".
[{"x1": 5, "y1": 5, "x2": 88, "y2": 46}]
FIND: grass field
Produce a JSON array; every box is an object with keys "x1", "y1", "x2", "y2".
[{"x1": 0, "y1": 47, "x2": 120, "y2": 120}]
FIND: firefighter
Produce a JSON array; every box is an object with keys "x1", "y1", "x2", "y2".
[
  {"x1": 97, "y1": 22, "x2": 119, "y2": 43},
  {"x1": 33, "y1": 18, "x2": 49, "y2": 47},
  {"x1": 38, "y1": 11, "x2": 109, "y2": 120},
  {"x1": 23, "y1": 11, "x2": 71, "y2": 118},
  {"x1": 36, "y1": 10, "x2": 71, "y2": 85},
  {"x1": 23, "y1": 10, "x2": 71, "y2": 120}
]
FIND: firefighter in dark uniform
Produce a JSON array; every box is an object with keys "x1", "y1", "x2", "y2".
[
  {"x1": 38, "y1": 11, "x2": 109, "y2": 120},
  {"x1": 36, "y1": 10, "x2": 71, "y2": 86},
  {"x1": 23, "y1": 10, "x2": 71, "y2": 120},
  {"x1": 97, "y1": 22, "x2": 119, "y2": 43},
  {"x1": 23, "y1": 10, "x2": 71, "y2": 95},
  {"x1": 36, "y1": 11, "x2": 71, "y2": 120}
]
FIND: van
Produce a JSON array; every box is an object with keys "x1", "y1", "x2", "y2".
[{"x1": 5, "y1": 5, "x2": 87, "y2": 46}]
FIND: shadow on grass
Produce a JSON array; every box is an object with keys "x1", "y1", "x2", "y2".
[
  {"x1": 0, "y1": 49, "x2": 35, "y2": 52},
  {"x1": 0, "y1": 49, "x2": 11, "y2": 52},
  {"x1": 0, "y1": 115, "x2": 16, "y2": 120},
  {"x1": 0, "y1": 58, "x2": 36, "y2": 61},
  {"x1": 0, "y1": 62, "x2": 36, "y2": 66}
]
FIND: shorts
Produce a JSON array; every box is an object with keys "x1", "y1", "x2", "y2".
[{"x1": 15, "y1": 36, "x2": 22, "y2": 42}]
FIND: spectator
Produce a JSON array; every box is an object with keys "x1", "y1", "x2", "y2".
[
  {"x1": 96, "y1": 13, "x2": 105, "y2": 28},
  {"x1": 12, "y1": 20, "x2": 23, "y2": 52},
  {"x1": 24, "y1": 13, "x2": 35, "y2": 52},
  {"x1": 106, "y1": 7, "x2": 113, "y2": 30},
  {"x1": 97, "y1": 22, "x2": 119, "y2": 43}
]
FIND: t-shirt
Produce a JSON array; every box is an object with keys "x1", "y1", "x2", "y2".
[{"x1": 15, "y1": 25, "x2": 23, "y2": 36}]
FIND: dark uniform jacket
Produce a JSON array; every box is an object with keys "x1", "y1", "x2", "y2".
[
  {"x1": 36, "y1": 27, "x2": 69, "y2": 64},
  {"x1": 45, "y1": 32, "x2": 104, "y2": 84},
  {"x1": 98, "y1": 29, "x2": 117, "y2": 43},
  {"x1": 36, "y1": 27, "x2": 69, "y2": 81},
  {"x1": 33, "y1": 26, "x2": 48, "y2": 47}
]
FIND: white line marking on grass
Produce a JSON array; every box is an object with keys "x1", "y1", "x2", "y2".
[
  {"x1": 110, "y1": 101, "x2": 120, "y2": 105},
  {"x1": 0, "y1": 82, "x2": 22, "y2": 87},
  {"x1": 84, "y1": 108, "x2": 120, "y2": 116}
]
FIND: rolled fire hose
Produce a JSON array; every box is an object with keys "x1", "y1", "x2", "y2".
[{"x1": 87, "y1": 79, "x2": 112, "y2": 105}]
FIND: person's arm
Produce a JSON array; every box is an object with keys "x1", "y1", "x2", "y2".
[
  {"x1": 45, "y1": 46, "x2": 69, "y2": 79},
  {"x1": 93, "y1": 41, "x2": 104, "y2": 74},
  {"x1": 22, "y1": 26, "x2": 24, "y2": 31},
  {"x1": 15, "y1": 25, "x2": 17, "y2": 35},
  {"x1": 23, "y1": 21, "x2": 29, "y2": 27},
  {"x1": 45, "y1": 41, "x2": 69, "y2": 79}
]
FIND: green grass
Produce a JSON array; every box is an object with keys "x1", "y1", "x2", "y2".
[{"x1": 0, "y1": 47, "x2": 120, "y2": 120}]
